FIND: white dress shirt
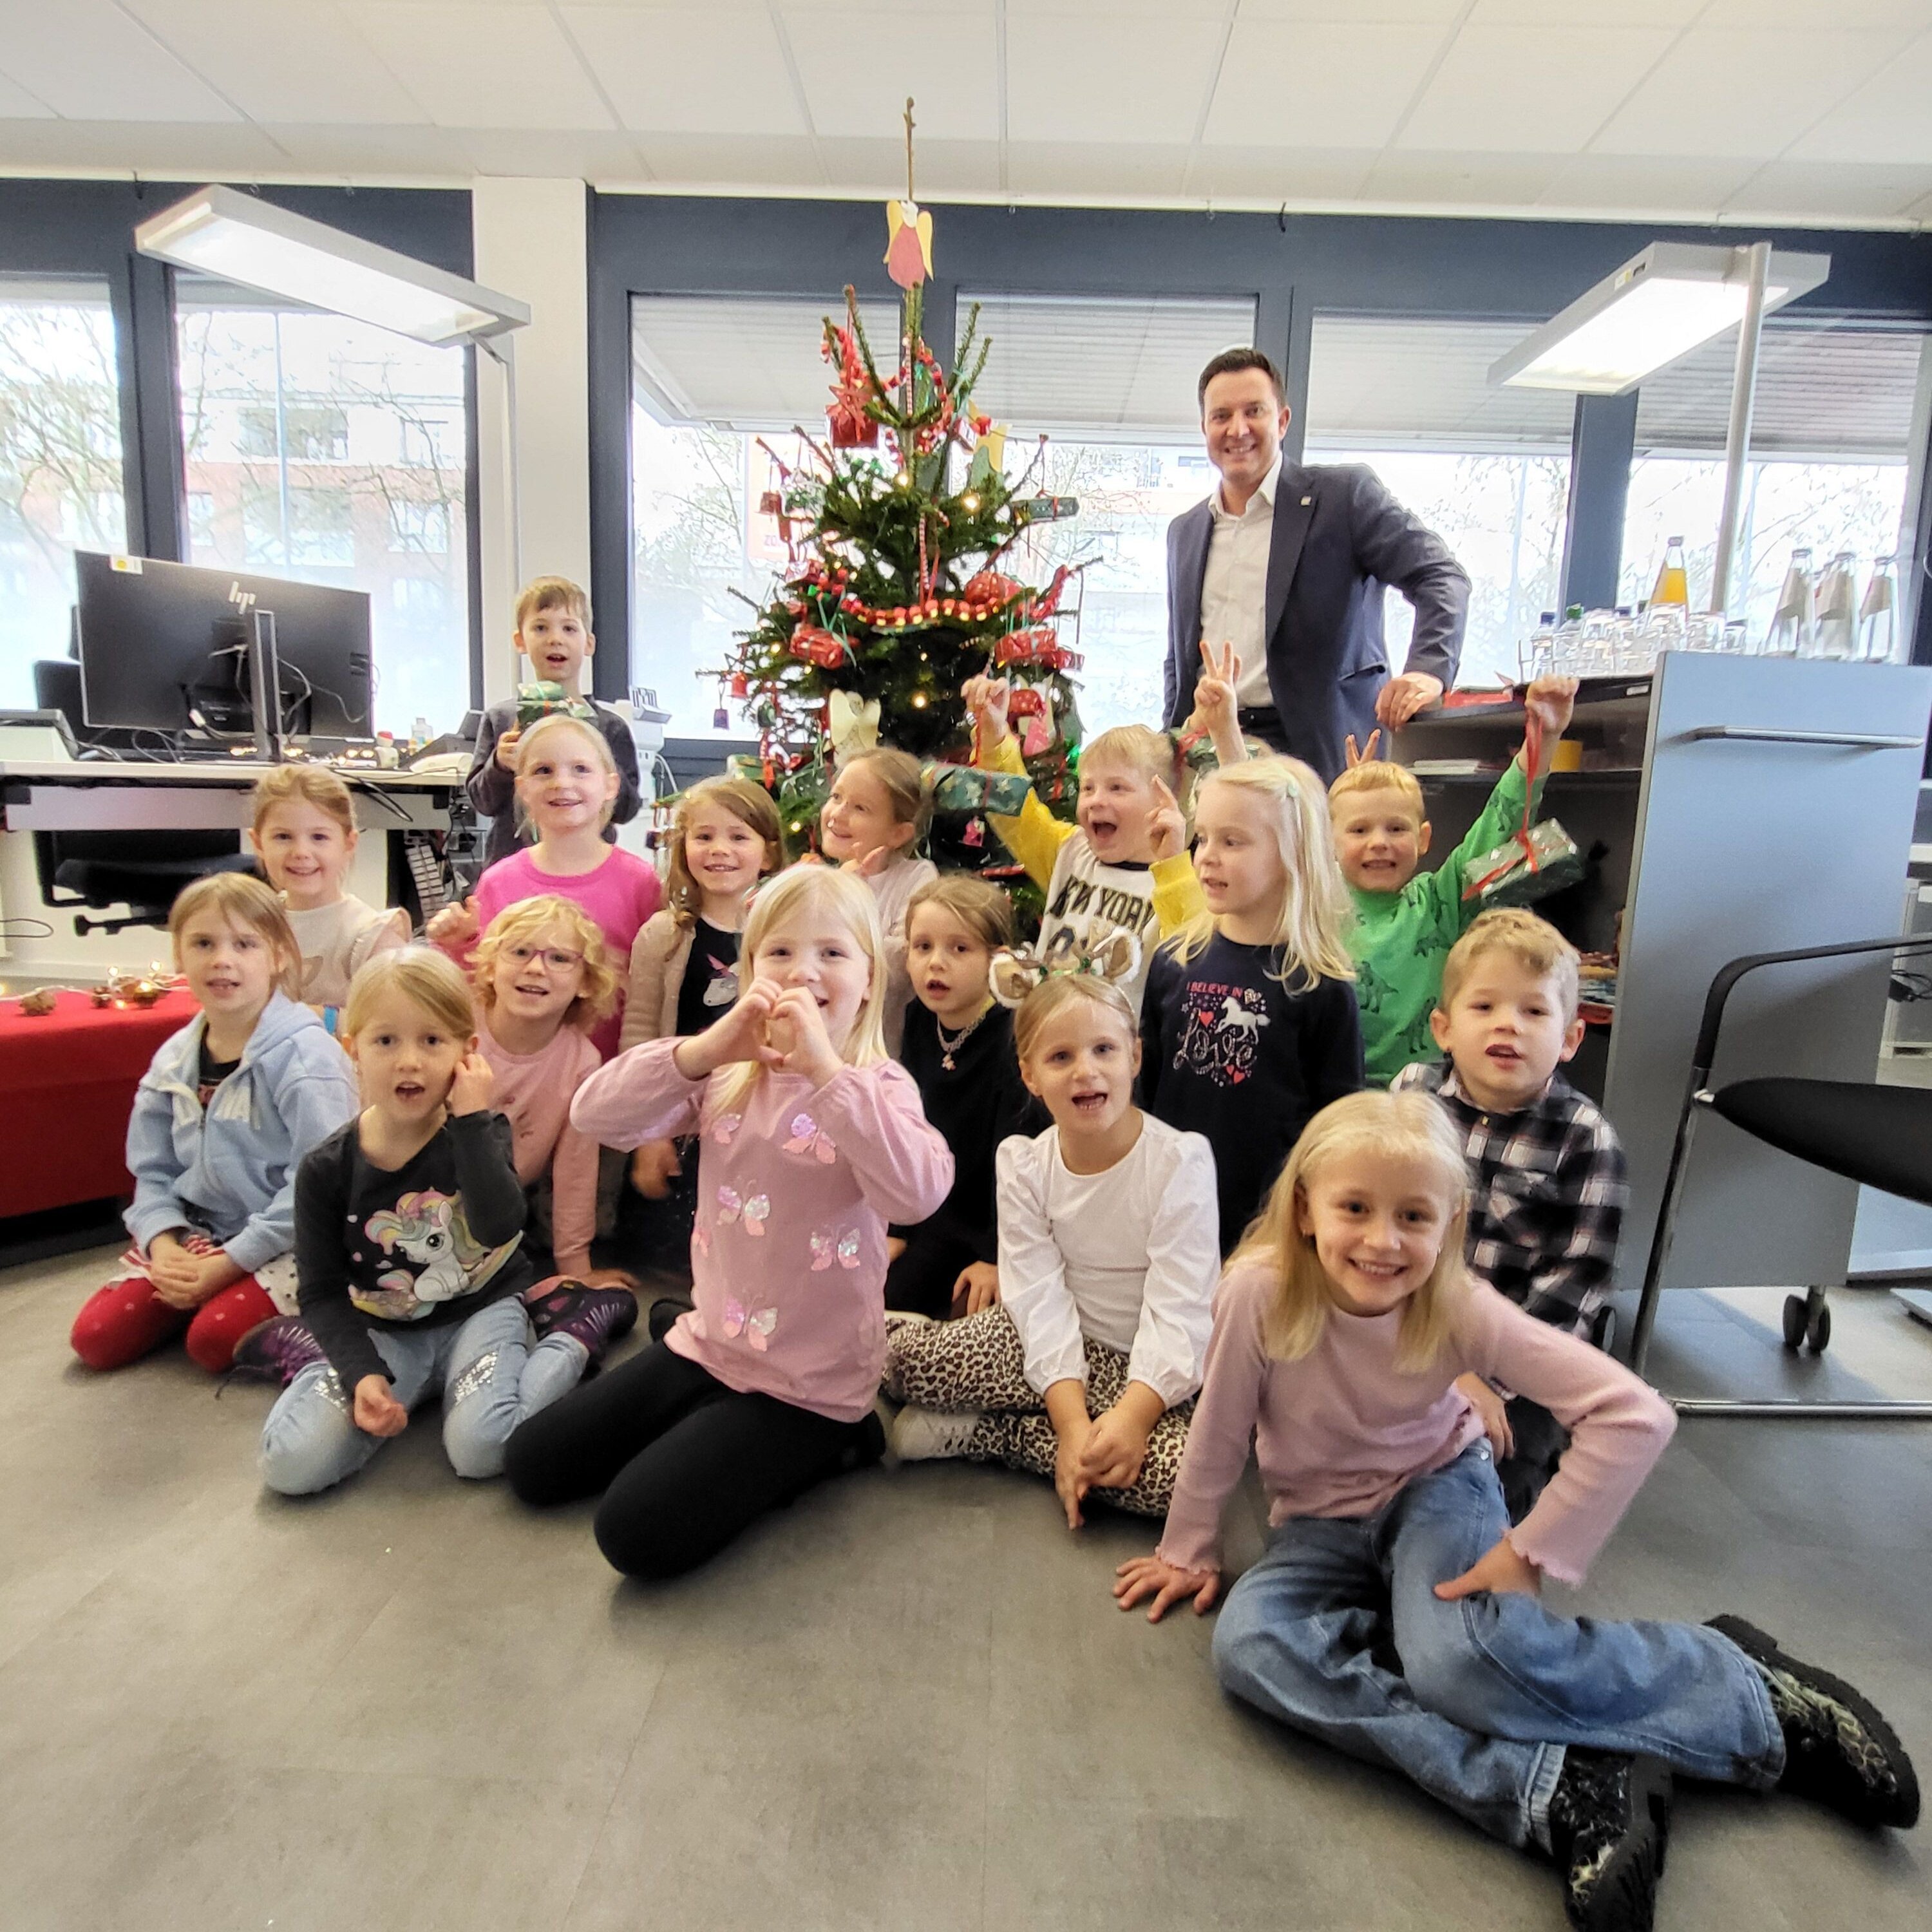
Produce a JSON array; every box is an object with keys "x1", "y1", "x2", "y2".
[
  {"x1": 994, "y1": 1114, "x2": 1220, "y2": 1409},
  {"x1": 1199, "y1": 453, "x2": 1282, "y2": 707}
]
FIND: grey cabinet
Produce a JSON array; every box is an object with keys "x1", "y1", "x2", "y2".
[{"x1": 1395, "y1": 654, "x2": 1931, "y2": 1296}]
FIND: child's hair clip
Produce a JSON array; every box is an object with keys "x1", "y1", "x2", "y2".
[{"x1": 987, "y1": 928, "x2": 1142, "y2": 1009}]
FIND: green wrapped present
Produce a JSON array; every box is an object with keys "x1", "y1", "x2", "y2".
[
  {"x1": 1461, "y1": 817, "x2": 1585, "y2": 909},
  {"x1": 927, "y1": 761, "x2": 1032, "y2": 817},
  {"x1": 515, "y1": 681, "x2": 600, "y2": 732}
]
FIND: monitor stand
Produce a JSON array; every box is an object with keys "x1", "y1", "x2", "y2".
[{"x1": 249, "y1": 609, "x2": 284, "y2": 764}]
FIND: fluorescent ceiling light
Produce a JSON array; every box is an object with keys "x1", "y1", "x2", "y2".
[
  {"x1": 135, "y1": 185, "x2": 529, "y2": 348},
  {"x1": 1490, "y1": 242, "x2": 1829, "y2": 395}
]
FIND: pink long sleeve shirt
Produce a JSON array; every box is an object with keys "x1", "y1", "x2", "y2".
[
  {"x1": 471, "y1": 845, "x2": 663, "y2": 1059},
  {"x1": 571, "y1": 1039, "x2": 953, "y2": 1423},
  {"x1": 476, "y1": 1016, "x2": 602, "y2": 1278},
  {"x1": 1157, "y1": 1260, "x2": 1676, "y2": 1586}
]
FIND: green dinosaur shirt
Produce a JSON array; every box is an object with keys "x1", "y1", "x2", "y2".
[{"x1": 1349, "y1": 759, "x2": 1542, "y2": 1087}]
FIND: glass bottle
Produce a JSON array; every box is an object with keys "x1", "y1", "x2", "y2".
[
  {"x1": 1810, "y1": 553, "x2": 1857, "y2": 659},
  {"x1": 1859, "y1": 556, "x2": 1898, "y2": 664},
  {"x1": 1651, "y1": 536, "x2": 1689, "y2": 609},
  {"x1": 1765, "y1": 548, "x2": 1815, "y2": 658}
]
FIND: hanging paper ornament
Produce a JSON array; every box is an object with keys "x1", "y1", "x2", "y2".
[
  {"x1": 730, "y1": 672, "x2": 750, "y2": 699},
  {"x1": 963, "y1": 569, "x2": 1021, "y2": 609},
  {"x1": 787, "y1": 625, "x2": 848, "y2": 670},
  {"x1": 885, "y1": 198, "x2": 935, "y2": 289},
  {"x1": 1023, "y1": 706, "x2": 1054, "y2": 759},
  {"x1": 965, "y1": 424, "x2": 1008, "y2": 488},
  {"x1": 713, "y1": 706, "x2": 730, "y2": 732},
  {"x1": 962, "y1": 816, "x2": 985, "y2": 849},
  {"x1": 824, "y1": 316, "x2": 881, "y2": 448},
  {"x1": 828, "y1": 690, "x2": 882, "y2": 760},
  {"x1": 1007, "y1": 687, "x2": 1046, "y2": 719}
]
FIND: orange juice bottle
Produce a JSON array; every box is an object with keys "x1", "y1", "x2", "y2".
[{"x1": 1651, "y1": 536, "x2": 1689, "y2": 609}]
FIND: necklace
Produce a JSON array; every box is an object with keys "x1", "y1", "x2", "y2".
[{"x1": 935, "y1": 1010, "x2": 986, "y2": 1072}]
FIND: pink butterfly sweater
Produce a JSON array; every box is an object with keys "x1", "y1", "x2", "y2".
[{"x1": 571, "y1": 1038, "x2": 953, "y2": 1423}]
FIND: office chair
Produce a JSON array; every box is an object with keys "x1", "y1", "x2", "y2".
[{"x1": 1631, "y1": 933, "x2": 1932, "y2": 1419}]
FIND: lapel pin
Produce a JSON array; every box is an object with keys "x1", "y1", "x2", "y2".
[{"x1": 1301, "y1": 495, "x2": 1312, "y2": 506}]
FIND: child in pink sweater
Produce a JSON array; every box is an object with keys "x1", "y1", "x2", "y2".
[
  {"x1": 504, "y1": 864, "x2": 952, "y2": 1579},
  {"x1": 1117, "y1": 1091, "x2": 1917, "y2": 1932},
  {"x1": 431, "y1": 712, "x2": 661, "y2": 1058}
]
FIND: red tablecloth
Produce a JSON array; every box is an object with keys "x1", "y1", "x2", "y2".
[{"x1": 0, "y1": 988, "x2": 199, "y2": 1218}]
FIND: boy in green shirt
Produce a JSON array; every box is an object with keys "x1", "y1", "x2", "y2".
[{"x1": 1331, "y1": 675, "x2": 1576, "y2": 1085}]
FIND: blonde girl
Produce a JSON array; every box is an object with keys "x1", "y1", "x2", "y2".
[
  {"x1": 473, "y1": 895, "x2": 622, "y2": 1288},
  {"x1": 259, "y1": 948, "x2": 614, "y2": 1495},
  {"x1": 1141, "y1": 753, "x2": 1363, "y2": 1253},
  {"x1": 505, "y1": 864, "x2": 952, "y2": 1580},
  {"x1": 71, "y1": 873, "x2": 357, "y2": 1375},
  {"x1": 1119, "y1": 1090, "x2": 1918, "y2": 1932},
  {"x1": 884, "y1": 971, "x2": 1218, "y2": 1527},
  {"x1": 248, "y1": 763, "x2": 408, "y2": 1025},
  {"x1": 886, "y1": 873, "x2": 1035, "y2": 1319},
  {"x1": 817, "y1": 746, "x2": 937, "y2": 1049},
  {"x1": 432, "y1": 712, "x2": 661, "y2": 1058}
]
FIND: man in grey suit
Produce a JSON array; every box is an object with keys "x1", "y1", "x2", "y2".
[{"x1": 1163, "y1": 348, "x2": 1470, "y2": 784}]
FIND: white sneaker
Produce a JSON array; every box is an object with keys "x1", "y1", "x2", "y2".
[{"x1": 891, "y1": 1405, "x2": 982, "y2": 1463}]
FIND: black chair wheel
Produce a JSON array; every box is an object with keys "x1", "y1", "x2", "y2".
[
  {"x1": 1806, "y1": 1302, "x2": 1832, "y2": 1354},
  {"x1": 1783, "y1": 1294, "x2": 1808, "y2": 1350}
]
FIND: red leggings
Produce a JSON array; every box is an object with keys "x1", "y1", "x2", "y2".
[{"x1": 70, "y1": 1273, "x2": 279, "y2": 1374}]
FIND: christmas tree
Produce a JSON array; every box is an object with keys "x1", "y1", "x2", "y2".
[{"x1": 716, "y1": 102, "x2": 1084, "y2": 867}]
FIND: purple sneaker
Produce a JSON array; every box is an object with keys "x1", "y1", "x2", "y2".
[
  {"x1": 230, "y1": 1315, "x2": 325, "y2": 1386},
  {"x1": 528, "y1": 1280, "x2": 638, "y2": 1363}
]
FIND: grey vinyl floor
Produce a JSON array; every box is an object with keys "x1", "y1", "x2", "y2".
[{"x1": 4, "y1": 1247, "x2": 1930, "y2": 1932}]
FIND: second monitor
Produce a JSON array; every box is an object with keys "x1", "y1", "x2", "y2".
[{"x1": 75, "y1": 551, "x2": 373, "y2": 744}]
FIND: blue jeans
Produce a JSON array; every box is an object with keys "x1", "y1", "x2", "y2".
[
  {"x1": 1212, "y1": 1443, "x2": 1784, "y2": 1849},
  {"x1": 261, "y1": 1295, "x2": 586, "y2": 1494}
]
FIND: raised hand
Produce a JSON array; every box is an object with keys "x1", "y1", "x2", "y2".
[
  {"x1": 766, "y1": 985, "x2": 843, "y2": 1087},
  {"x1": 448, "y1": 1050, "x2": 494, "y2": 1116},
  {"x1": 1343, "y1": 728, "x2": 1383, "y2": 768},
  {"x1": 1146, "y1": 777, "x2": 1187, "y2": 864},
  {"x1": 1521, "y1": 674, "x2": 1578, "y2": 778},
  {"x1": 493, "y1": 724, "x2": 524, "y2": 772},
  {"x1": 673, "y1": 981, "x2": 781, "y2": 1082},
  {"x1": 428, "y1": 897, "x2": 478, "y2": 949},
  {"x1": 1191, "y1": 638, "x2": 1241, "y2": 730},
  {"x1": 1113, "y1": 1554, "x2": 1222, "y2": 1623},
  {"x1": 961, "y1": 674, "x2": 1012, "y2": 750}
]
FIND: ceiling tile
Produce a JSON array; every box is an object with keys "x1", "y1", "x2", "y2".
[
  {"x1": 1358, "y1": 147, "x2": 1566, "y2": 206},
  {"x1": 1005, "y1": 140, "x2": 1191, "y2": 199},
  {"x1": 1698, "y1": 0, "x2": 1932, "y2": 25},
  {"x1": 816, "y1": 135, "x2": 915, "y2": 191},
  {"x1": 560, "y1": 8, "x2": 807, "y2": 137},
  {"x1": 0, "y1": 118, "x2": 286, "y2": 171},
  {"x1": 788, "y1": 12, "x2": 998, "y2": 142},
  {"x1": 344, "y1": 5, "x2": 616, "y2": 129},
  {"x1": 778, "y1": 0, "x2": 991, "y2": 11},
  {"x1": 124, "y1": 1, "x2": 431, "y2": 125},
  {"x1": 1016, "y1": 0, "x2": 1226, "y2": 15},
  {"x1": 867, "y1": 137, "x2": 1005, "y2": 195},
  {"x1": 1789, "y1": 35, "x2": 1932, "y2": 164},
  {"x1": 254, "y1": 120, "x2": 474, "y2": 178},
  {"x1": 1537, "y1": 151, "x2": 1759, "y2": 216},
  {"x1": 1723, "y1": 156, "x2": 1932, "y2": 216},
  {"x1": 1469, "y1": 0, "x2": 1701, "y2": 21},
  {"x1": 1190, "y1": 146, "x2": 1376, "y2": 202},
  {"x1": 0, "y1": 0, "x2": 241, "y2": 120},
  {"x1": 1590, "y1": 28, "x2": 1905, "y2": 158},
  {"x1": 0, "y1": 70, "x2": 57, "y2": 118},
  {"x1": 1397, "y1": 24, "x2": 1679, "y2": 153},
  {"x1": 1241, "y1": 0, "x2": 1464, "y2": 19},
  {"x1": 1007, "y1": 17, "x2": 1224, "y2": 143},
  {"x1": 451, "y1": 126, "x2": 654, "y2": 177},
  {"x1": 1205, "y1": 24, "x2": 1444, "y2": 148}
]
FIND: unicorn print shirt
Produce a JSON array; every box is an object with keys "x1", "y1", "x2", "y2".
[
  {"x1": 1141, "y1": 931, "x2": 1363, "y2": 1255},
  {"x1": 571, "y1": 1039, "x2": 953, "y2": 1423},
  {"x1": 294, "y1": 1110, "x2": 532, "y2": 1393}
]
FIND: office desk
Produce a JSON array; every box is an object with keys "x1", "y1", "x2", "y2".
[{"x1": 1, "y1": 755, "x2": 459, "y2": 985}]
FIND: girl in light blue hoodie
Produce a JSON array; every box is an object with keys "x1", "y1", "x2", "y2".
[{"x1": 70, "y1": 873, "x2": 359, "y2": 1375}]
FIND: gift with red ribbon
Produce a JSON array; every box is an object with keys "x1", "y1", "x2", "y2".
[
  {"x1": 1459, "y1": 714, "x2": 1584, "y2": 907},
  {"x1": 787, "y1": 625, "x2": 849, "y2": 670}
]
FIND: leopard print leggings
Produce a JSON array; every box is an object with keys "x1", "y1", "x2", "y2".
[{"x1": 883, "y1": 1307, "x2": 1192, "y2": 1519}]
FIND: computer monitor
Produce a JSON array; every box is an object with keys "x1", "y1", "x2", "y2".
[{"x1": 74, "y1": 551, "x2": 373, "y2": 743}]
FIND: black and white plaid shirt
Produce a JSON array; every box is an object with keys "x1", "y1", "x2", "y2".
[{"x1": 1392, "y1": 1061, "x2": 1626, "y2": 1336}]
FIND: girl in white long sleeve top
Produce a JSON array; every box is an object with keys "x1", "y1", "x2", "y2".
[{"x1": 884, "y1": 971, "x2": 1220, "y2": 1523}]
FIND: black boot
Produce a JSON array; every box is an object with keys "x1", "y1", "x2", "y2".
[
  {"x1": 1544, "y1": 1747, "x2": 1673, "y2": 1932},
  {"x1": 1708, "y1": 1616, "x2": 1920, "y2": 1830}
]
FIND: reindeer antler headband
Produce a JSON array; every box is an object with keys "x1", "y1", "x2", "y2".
[{"x1": 988, "y1": 926, "x2": 1142, "y2": 1009}]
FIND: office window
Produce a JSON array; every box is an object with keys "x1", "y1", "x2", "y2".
[
  {"x1": 176, "y1": 278, "x2": 472, "y2": 734},
  {"x1": 0, "y1": 278, "x2": 126, "y2": 706},
  {"x1": 1620, "y1": 325, "x2": 1924, "y2": 638},
  {"x1": 1306, "y1": 317, "x2": 1574, "y2": 690}
]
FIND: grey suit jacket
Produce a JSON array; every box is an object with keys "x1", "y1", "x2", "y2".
[{"x1": 1162, "y1": 462, "x2": 1470, "y2": 784}]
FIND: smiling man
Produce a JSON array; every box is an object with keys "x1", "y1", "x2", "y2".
[{"x1": 1164, "y1": 349, "x2": 1471, "y2": 784}]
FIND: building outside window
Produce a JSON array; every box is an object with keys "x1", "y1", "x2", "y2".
[
  {"x1": 175, "y1": 278, "x2": 471, "y2": 734},
  {"x1": 0, "y1": 278, "x2": 126, "y2": 706}
]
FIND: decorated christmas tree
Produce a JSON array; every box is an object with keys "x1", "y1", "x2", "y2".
[{"x1": 716, "y1": 102, "x2": 1085, "y2": 868}]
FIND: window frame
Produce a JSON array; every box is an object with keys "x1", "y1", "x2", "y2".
[{"x1": 0, "y1": 180, "x2": 483, "y2": 714}]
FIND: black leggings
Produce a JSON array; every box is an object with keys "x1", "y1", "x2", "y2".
[{"x1": 503, "y1": 1342, "x2": 882, "y2": 1580}]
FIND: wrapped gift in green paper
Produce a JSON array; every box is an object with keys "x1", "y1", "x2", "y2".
[
  {"x1": 928, "y1": 761, "x2": 1032, "y2": 817},
  {"x1": 1461, "y1": 817, "x2": 1585, "y2": 908},
  {"x1": 515, "y1": 681, "x2": 600, "y2": 732}
]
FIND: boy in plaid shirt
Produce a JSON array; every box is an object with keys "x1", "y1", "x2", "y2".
[{"x1": 1392, "y1": 908, "x2": 1626, "y2": 1518}]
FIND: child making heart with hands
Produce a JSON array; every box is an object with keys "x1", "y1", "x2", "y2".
[
  {"x1": 884, "y1": 969, "x2": 1220, "y2": 1526},
  {"x1": 504, "y1": 864, "x2": 952, "y2": 1580},
  {"x1": 259, "y1": 949, "x2": 600, "y2": 1494},
  {"x1": 1117, "y1": 1088, "x2": 1919, "y2": 1932}
]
